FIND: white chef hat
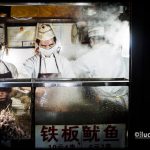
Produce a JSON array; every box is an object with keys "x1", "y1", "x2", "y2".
[
  {"x1": 36, "y1": 23, "x2": 55, "y2": 41},
  {"x1": 88, "y1": 26, "x2": 104, "y2": 37}
]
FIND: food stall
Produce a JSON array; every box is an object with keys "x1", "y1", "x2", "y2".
[{"x1": 0, "y1": 0, "x2": 130, "y2": 148}]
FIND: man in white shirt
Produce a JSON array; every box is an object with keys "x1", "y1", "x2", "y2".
[
  {"x1": 19, "y1": 23, "x2": 79, "y2": 110},
  {"x1": 0, "y1": 45, "x2": 18, "y2": 110},
  {"x1": 0, "y1": 45, "x2": 18, "y2": 78},
  {"x1": 73, "y1": 26, "x2": 129, "y2": 109},
  {"x1": 20, "y1": 23, "x2": 75, "y2": 79}
]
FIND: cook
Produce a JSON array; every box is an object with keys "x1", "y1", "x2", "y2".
[
  {"x1": 0, "y1": 45, "x2": 18, "y2": 110},
  {"x1": 20, "y1": 23, "x2": 75, "y2": 79},
  {"x1": 19, "y1": 23, "x2": 77, "y2": 109},
  {"x1": 72, "y1": 25, "x2": 129, "y2": 108}
]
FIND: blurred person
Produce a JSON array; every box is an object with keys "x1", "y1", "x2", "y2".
[
  {"x1": 0, "y1": 88, "x2": 12, "y2": 111},
  {"x1": 72, "y1": 26, "x2": 129, "y2": 109},
  {"x1": 0, "y1": 45, "x2": 18, "y2": 78},
  {"x1": 0, "y1": 44, "x2": 18, "y2": 110}
]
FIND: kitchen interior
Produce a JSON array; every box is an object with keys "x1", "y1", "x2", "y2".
[{"x1": 0, "y1": 1, "x2": 130, "y2": 146}]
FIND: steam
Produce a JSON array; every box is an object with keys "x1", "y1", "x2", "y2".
[
  {"x1": 75, "y1": 3, "x2": 130, "y2": 58},
  {"x1": 50, "y1": 3, "x2": 129, "y2": 61}
]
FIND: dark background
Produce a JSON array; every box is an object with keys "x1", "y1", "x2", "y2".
[{"x1": 129, "y1": 0, "x2": 150, "y2": 148}]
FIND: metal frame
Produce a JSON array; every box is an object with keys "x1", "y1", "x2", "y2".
[
  {"x1": 0, "y1": 78, "x2": 129, "y2": 87},
  {"x1": 0, "y1": 3, "x2": 94, "y2": 6}
]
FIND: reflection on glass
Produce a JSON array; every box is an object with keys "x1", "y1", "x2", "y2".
[
  {"x1": 35, "y1": 86, "x2": 128, "y2": 124},
  {"x1": 0, "y1": 87, "x2": 31, "y2": 140}
]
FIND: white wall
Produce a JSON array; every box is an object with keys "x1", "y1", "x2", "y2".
[{"x1": 3, "y1": 48, "x2": 35, "y2": 73}]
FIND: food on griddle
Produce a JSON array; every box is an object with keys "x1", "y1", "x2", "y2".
[
  {"x1": 10, "y1": 88, "x2": 31, "y2": 111},
  {"x1": 0, "y1": 107, "x2": 30, "y2": 140},
  {"x1": 19, "y1": 96, "x2": 30, "y2": 110}
]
